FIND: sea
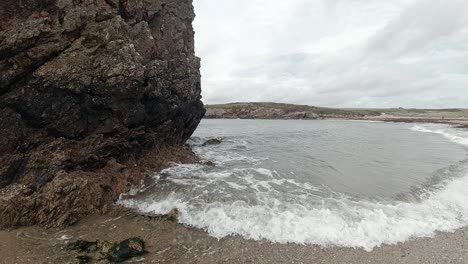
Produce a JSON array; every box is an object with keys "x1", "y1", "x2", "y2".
[{"x1": 118, "y1": 119, "x2": 468, "y2": 251}]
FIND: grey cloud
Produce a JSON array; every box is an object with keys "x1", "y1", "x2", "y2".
[
  {"x1": 194, "y1": 0, "x2": 468, "y2": 108},
  {"x1": 367, "y1": 0, "x2": 468, "y2": 57}
]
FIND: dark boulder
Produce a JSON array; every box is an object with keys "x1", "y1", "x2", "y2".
[
  {"x1": 107, "y1": 237, "x2": 146, "y2": 263},
  {"x1": 202, "y1": 160, "x2": 216, "y2": 166},
  {"x1": 67, "y1": 237, "x2": 146, "y2": 263},
  {"x1": 202, "y1": 138, "x2": 223, "y2": 146}
]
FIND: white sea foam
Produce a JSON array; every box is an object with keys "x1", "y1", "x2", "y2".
[
  {"x1": 411, "y1": 124, "x2": 468, "y2": 148},
  {"x1": 344, "y1": 120, "x2": 385, "y2": 123},
  {"x1": 118, "y1": 123, "x2": 468, "y2": 251},
  {"x1": 118, "y1": 172, "x2": 468, "y2": 251}
]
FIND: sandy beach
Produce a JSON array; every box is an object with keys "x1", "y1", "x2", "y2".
[{"x1": 1, "y1": 212, "x2": 467, "y2": 264}]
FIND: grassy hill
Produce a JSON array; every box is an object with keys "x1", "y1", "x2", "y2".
[{"x1": 206, "y1": 102, "x2": 468, "y2": 119}]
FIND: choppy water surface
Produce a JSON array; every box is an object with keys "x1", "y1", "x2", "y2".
[{"x1": 119, "y1": 120, "x2": 468, "y2": 251}]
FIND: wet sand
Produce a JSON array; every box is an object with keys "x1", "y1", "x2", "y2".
[{"x1": 1, "y1": 212, "x2": 467, "y2": 264}]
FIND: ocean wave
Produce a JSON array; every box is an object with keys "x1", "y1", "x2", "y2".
[
  {"x1": 411, "y1": 124, "x2": 468, "y2": 148},
  {"x1": 119, "y1": 158, "x2": 468, "y2": 251},
  {"x1": 118, "y1": 172, "x2": 468, "y2": 251},
  {"x1": 342, "y1": 120, "x2": 385, "y2": 123},
  {"x1": 118, "y1": 122, "x2": 468, "y2": 251}
]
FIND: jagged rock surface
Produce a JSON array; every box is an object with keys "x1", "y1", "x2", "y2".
[{"x1": 0, "y1": 0, "x2": 204, "y2": 228}]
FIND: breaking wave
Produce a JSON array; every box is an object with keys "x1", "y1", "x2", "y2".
[
  {"x1": 118, "y1": 121, "x2": 468, "y2": 251},
  {"x1": 411, "y1": 124, "x2": 468, "y2": 148}
]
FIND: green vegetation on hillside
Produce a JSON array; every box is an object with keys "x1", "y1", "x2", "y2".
[{"x1": 206, "y1": 102, "x2": 468, "y2": 118}]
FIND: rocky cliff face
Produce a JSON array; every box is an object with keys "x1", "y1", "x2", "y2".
[{"x1": 0, "y1": 0, "x2": 205, "y2": 228}]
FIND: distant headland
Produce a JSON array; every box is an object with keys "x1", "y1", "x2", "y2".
[{"x1": 205, "y1": 102, "x2": 468, "y2": 127}]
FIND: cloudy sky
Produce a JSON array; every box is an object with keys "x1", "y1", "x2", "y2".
[{"x1": 193, "y1": 0, "x2": 468, "y2": 108}]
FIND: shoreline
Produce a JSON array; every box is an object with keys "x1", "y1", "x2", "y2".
[
  {"x1": 204, "y1": 116, "x2": 468, "y2": 125},
  {"x1": 204, "y1": 102, "x2": 468, "y2": 125},
  {"x1": 1, "y1": 212, "x2": 467, "y2": 263},
  {"x1": 1, "y1": 118, "x2": 468, "y2": 263},
  {"x1": 204, "y1": 116, "x2": 468, "y2": 132}
]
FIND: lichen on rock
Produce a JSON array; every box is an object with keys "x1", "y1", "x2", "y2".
[{"x1": 0, "y1": 0, "x2": 205, "y2": 228}]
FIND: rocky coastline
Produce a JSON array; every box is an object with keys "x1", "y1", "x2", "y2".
[
  {"x1": 0, "y1": 0, "x2": 205, "y2": 229},
  {"x1": 1, "y1": 2, "x2": 468, "y2": 263},
  {"x1": 205, "y1": 102, "x2": 468, "y2": 127}
]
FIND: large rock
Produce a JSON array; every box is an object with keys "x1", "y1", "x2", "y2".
[
  {"x1": 66, "y1": 237, "x2": 146, "y2": 263},
  {"x1": 0, "y1": 0, "x2": 205, "y2": 228}
]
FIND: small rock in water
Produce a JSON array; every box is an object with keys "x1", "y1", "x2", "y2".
[
  {"x1": 159, "y1": 171, "x2": 171, "y2": 180},
  {"x1": 202, "y1": 160, "x2": 216, "y2": 166},
  {"x1": 164, "y1": 208, "x2": 180, "y2": 222},
  {"x1": 151, "y1": 208, "x2": 180, "y2": 222},
  {"x1": 107, "y1": 237, "x2": 146, "y2": 263},
  {"x1": 202, "y1": 138, "x2": 223, "y2": 146},
  {"x1": 67, "y1": 238, "x2": 146, "y2": 263}
]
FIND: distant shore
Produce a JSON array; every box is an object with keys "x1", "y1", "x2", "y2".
[{"x1": 204, "y1": 102, "x2": 468, "y2": 128}]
